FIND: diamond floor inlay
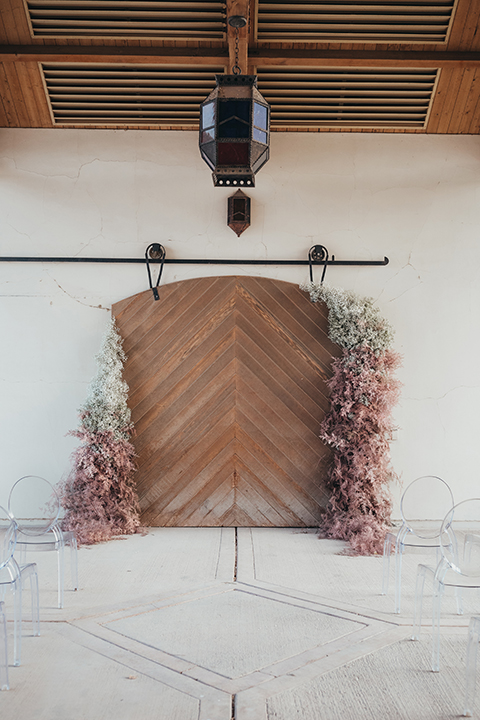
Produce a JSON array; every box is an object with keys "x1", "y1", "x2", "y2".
[{"x1": 103, "y1": 585, "x2": 365, "y2": 679}]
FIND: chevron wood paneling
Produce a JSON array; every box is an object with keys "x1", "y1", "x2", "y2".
[{"x1": 112, "y1": 276, "x2": 340, "y2": 527}]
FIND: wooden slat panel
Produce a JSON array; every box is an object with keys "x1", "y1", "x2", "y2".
[
  {"x1": 12, "y1": 61, "x2": 53, "y2": 125},
  {"x1": 425, "y1": 66, "x2": 455, "y2": 131},
  {"x1": 456, "y1": 1, "x2": 480, "y2": 52},
  {"x1": 0, "y1": 61, "x2": 30, "y2": 125},
  {"x1": 434, "y1": 66, "x2": 465, "y2": 131},
  {"x1": 0, "y1": 92, "x2": 8, "y2": 125},
  {"x1": 0, "y1": 62, "x2": 20, "y2": 125},
  {"x1": 466, "y1": 69, "x2": 480, "y2": 133},
  {"x1": 445, "y1": 65, "x2": 475, "y2": 131},
  {"x1": 1, "y1": 0, "x2": 33, "y2": 43},
  {"x1": 445, "y1": 0, "x2": 480, "y2": 51},
  {"x1": 0, "y1": 60, "x2": 53, "y2": 127},
  {"x1": 113, "y1": 276, "x2": 340, "y2": 527}
]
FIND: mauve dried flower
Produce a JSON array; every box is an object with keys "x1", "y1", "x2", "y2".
[
  {"x1": 58, "y1": 318, "x2": 140, "y2": 545},
  {"x1": 301, "y1": 282, "x2": 402, "y2": 555}
]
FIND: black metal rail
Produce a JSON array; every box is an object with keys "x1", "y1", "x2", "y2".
[{"x1": 0, "y1": 255, "x2": 388, "y2": 266}]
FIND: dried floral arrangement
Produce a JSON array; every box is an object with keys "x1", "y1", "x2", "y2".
[
  {"x1": 59, "y1": 318, "x2": 140, "y2": 544},
  {"x1": 301, "y1": 282, "x2": 402, "y2": 554}
]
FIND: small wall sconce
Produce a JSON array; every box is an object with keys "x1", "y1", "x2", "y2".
[{"x1": 227, "y1": 189, "x2": 251, "y2": 236}]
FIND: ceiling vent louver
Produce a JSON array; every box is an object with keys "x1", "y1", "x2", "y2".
[
  {"x1": 257, "y1": 67, "x2": 439, "y2": 129},
  {"x1": 256, "y1": 0, "x2": 456, "y2": 44},
  {"x1": 41, "y1": 64, "x2": 225, "y2": 127},
  {"x1": 42, "y1": 64, "x2": 438, "y2": 130},
  {"x1": 27, "y1": 1, "x2": 226, "y2": 39}
]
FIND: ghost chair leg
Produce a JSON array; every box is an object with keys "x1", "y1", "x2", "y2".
[
  {"x1": 0, "y1": 602, "x2": 8, "y2": 691},
  {"x1": 382, "y1": 531, "x2": 395, "y2": 596},
  {"x1": 464, "y1": 616, "x2": 480, "y2": 717},
  {"x1": 412, "y1": 563, "x2": 433, "y2": 641},
  {"x1": 394, "y1": 527, "x2": 409, "y2": 614},
  {"x1": 431, "y1": 578, "x2": 445, "y2": 673}
]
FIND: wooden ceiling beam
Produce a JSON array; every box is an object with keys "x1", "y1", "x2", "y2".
[
  {"x1": 249, "y1": 49, "x2": 480, "y2": 69},
  {"x1": 1, "y1": 45, "x2": 480, "y2": 69},
  {"x1": 0, "y1": 45, "x2": 227, "y2": 65}
]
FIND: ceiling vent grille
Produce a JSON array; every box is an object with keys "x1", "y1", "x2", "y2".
[
  {"x1": 257, "y1": 67, "x2": 438, "y2": 128},
  {"x1": 256, "y1": 0, "x2": 456, "y2": 44},
  {"x1": 27, "y1": 1, "x2": 226, "y2": 39},
  {"x1": 41, "y1": 64, "x2": 224, "y2": 126}
]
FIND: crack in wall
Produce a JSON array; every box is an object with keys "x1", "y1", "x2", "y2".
[
  {"x1": 5, "y1": 156, "x2": 104, "y2": 181},
  {"x1": 404, "y1": 385, "x2": 479, "y2": 402},
  {"x1": 48, "y1": 274, "x2": 110, "y2": 310},
  {"x1": 375, "y1": 252, "x2": 423, "y2": 304}
]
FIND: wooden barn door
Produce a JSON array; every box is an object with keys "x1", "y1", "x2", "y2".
[{"x1": 112, "y1": 276, "x2": 340, "y2": 527}]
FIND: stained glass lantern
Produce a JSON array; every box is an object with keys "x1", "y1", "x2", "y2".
[{"x1": 199, "y1": 74, "x2": 270, "y2": 187}]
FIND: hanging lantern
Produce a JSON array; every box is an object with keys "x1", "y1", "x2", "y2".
[
  {"x1": 199, "y1": 17, "x2": 270, "y2": 187},
  {"x1": 227, "y1": 189, "x2": 251, "y2": 236},
  {"x1": 199, "y1": 75, "x2": 270, "y2": 188}
]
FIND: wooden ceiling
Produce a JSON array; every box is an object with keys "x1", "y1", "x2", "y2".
[{"x1": 0, "y1": 0, "x2": 479, "y2": 133}]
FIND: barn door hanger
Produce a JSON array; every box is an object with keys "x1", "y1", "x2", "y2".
[
  {"x1": 308, "y1": 245, "x2": 329, "y2": 285},
  {"x1": 145, "y1": 243, "x2": 166, "y2": 301}
]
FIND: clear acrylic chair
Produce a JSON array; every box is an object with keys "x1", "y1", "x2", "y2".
[
  {"x1": 464, "y1": 615, "x2": 480, "y2": 716},
  {"x1": 0, "y1": 601, "x2": 8, "y2": 690},
  {"x1": 0, "y1": 506, "x2": 39, "y2": 667},
  {"x1": 8, "y1": 476, "x2": 78, "y2": 609},
  {"x1": 412, "y1": 498, "x2": 480, "y2": 673},
  {"x1": 382, "y1": 475, "x2": 454, "y2": 613}
]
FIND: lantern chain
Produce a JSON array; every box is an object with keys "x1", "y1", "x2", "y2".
[
  {"x1": 233, "y1": 26, "x2": 241, "y2": 75},
  {"x1": 228, "y1": 15, "x2": 246, "y2": 75}
]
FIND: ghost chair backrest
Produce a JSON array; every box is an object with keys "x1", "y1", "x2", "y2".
[
  {"x1": 400, "y1": 475, "x2": 454, "y2": 540},
  {"x1": 8, "y1": 476, "x2": 60, "y2": 536}
]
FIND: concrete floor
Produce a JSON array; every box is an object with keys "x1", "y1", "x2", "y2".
[{"x1": 3, "y1": 528, "x2": 479, "y2": 719}]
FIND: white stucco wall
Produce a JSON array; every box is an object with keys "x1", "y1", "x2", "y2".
[{"x1": 1, "y1": 128, "x2": 479, "y2": 518}]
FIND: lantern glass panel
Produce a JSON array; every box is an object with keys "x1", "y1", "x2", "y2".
[
  {"x1": 201, "y1": 151, "x2": 215, "y2": 170},
  {"x1": 217, "y1": 142, "x2": 249, "y2": 166},
  {"x1": 253, "y1": 128, "x2": 267, "y2": 144},
  {"x1": 202, "y1": 102, "x2": 215, "y2": 129},
  {"x1": 202, "y1": 128, "x2": 216, "y2": 143},
  {"x1": 232, "y1": 198, "x2": 247, "y2": 221},
  {"x1": 201, "y1": 143, "x2": 216, "y2": 168},
  {"x1": 254, "y1": 103, "x2": 268, "y2": 130},
  {"x1": 252, "y1": 147, "x2": 269, "y2": 173},
  {"x1": 218, "y1": 118, "x2": 250, "y2": 139},
  {"x1": 219, "y1": 100, "x2": 250, "y2": 123}
]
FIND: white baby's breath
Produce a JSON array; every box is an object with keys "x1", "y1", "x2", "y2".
[
  {"x1": 81, "y1": 318, "x2": 131, "y2": 439},
  {"x1": 300, "y1": 281, "x2": 394, "y2": 352}
]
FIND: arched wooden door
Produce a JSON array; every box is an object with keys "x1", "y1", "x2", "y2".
[{"x1": 112, "y1": 276, "x2": 340, "y2": 527}]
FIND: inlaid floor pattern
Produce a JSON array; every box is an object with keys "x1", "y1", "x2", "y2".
[{"x1": 2, "y1": 528, "x2": 478, "y2": 720}]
